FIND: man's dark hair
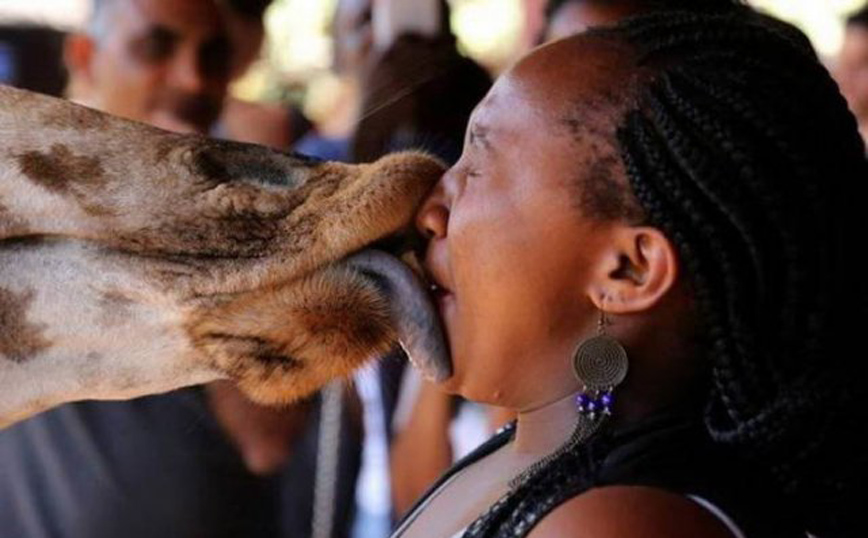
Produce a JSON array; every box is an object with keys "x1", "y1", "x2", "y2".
[
  {"x1": 224, "y1": 0, "x2": 274, "y2": 20},
  {"x1": 545, "y1": 0, "x2": 743, "y2": 21},
  {"x1": 87, "y1": 0, "x2": 274, "y2": 39},
  {"x1": 846, "y1": 3, "x2": 868, "y2": 28},
  {"x1": 466, "y1": 8, "x2": 868, "y2": 538}
]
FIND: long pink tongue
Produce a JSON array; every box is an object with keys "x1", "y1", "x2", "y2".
[{"x1": 343, "y1": 250, "x2": 452, "y2": 382}]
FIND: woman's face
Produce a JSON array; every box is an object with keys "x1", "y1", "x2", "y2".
[{"x1": 416, "y1": 45, "x2": 630, "y2": 409}]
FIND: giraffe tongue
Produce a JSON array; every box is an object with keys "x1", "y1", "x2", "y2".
[{"x1": 343, "y1": 250, "x2": 452, "y2": 382}]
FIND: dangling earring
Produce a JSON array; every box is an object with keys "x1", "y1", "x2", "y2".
[
  {"x1": 507, "y1": 308, "x2": 629, "y2": 491},
  {"x1": 573, "y1": 308, "x2": 629, "y2": 421}
]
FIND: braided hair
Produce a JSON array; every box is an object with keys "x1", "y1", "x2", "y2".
[
  {"x1": 613, "y1": 11, "x2": 867, "y2": 537},
  {"x1": 466, "y1": 8, "x2": 868, "y2": 538}
]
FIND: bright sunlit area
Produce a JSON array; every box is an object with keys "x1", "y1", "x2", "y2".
[
  {"x1": 240, "y1": 0, "x2": 527, "y2": 102},
  {"x1": 751, "y1": 0, "x2": 865, "y2": 56},
  {"x1": 2, "y1": 0, "x2": 865, "y2": 102}
]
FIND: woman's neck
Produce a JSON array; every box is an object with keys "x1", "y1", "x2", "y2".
[
  {"x1": 510, "y1": 385, "x2": 683, "y2": 458},
  {"x1": 512, "y1": 391, "x2": 581, "y2": 456}
]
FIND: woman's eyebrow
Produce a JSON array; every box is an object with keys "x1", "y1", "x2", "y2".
[{"x1": 469, "y1": 123, "x2": 493, "y2": 150}]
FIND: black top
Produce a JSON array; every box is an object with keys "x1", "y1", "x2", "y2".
[
  {"x1": 395, "y1": 407, "x2": 805, "y2": 538},
  {"x1": 0, "y1": 388, "x2": 361, "y2": 538}
]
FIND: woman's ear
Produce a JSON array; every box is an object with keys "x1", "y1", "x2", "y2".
[
  {"x1": 63, "y1": 33, "x2": 97, "y2": 94},
  {"x1": 588, "y1": 226, "x2": 678, "y2": 314}
]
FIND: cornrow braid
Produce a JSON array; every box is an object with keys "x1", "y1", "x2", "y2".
[{"x1": 609, "y1": 9, "x2": 868, "y2": 537}]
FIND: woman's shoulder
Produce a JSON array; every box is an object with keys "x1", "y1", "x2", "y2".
[{"x1": 526, "y1": 485, "x2": 739, "y2": 538}]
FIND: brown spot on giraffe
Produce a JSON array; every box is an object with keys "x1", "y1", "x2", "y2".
[
  {"x1": 17, "y1": 144, "x2": 107, "y2": 195},
  {"x1": 97, "y1": 290, "x2": 135, "y2": 328},
  {"x1": 199, "y1": 333, "x2": 305, "y2": 372},
  {"x1": 0, "y1": 288, "x2": 51, "y2": 363}
]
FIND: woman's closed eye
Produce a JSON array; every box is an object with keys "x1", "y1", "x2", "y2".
[
  {"x1": 465, "y1": 167, "x2": 482, "y2": 179},
  {"x1": 458, "y1": 154, "x2": 485, "y2": 177}
]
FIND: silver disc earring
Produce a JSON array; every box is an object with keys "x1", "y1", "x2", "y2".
[{"x1": 573, "y1": 309, "x2": 629, "y2": 421}]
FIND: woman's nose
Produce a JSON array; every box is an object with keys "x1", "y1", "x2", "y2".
[{"x1": 415, "y1": 186, "x2": 449, "y2": 240}]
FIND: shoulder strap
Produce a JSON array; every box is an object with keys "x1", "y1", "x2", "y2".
[
  {"x1": 392, "y1": 422, "x2": 516, "y2": 533},
  {"x1": 463, "y1": 411, "x2": 804, "y2": 538}
]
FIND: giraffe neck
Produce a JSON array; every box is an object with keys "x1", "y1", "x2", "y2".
[
  {"x1": 0, "y1": 241, "x2": 224, "y2": 428},
  {"x1": 0, "y1": 354, "x2": 222, "y2": 428}
]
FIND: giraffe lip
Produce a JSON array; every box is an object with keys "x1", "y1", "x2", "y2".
[{"x1": 342, "y1": 249, "x2": 452, "y2": 382}]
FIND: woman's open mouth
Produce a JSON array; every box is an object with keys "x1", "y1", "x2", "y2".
[
  {"x1": 428, "y1": 281, "x2": 452, "y2": 303},
  {"x1": 422, "y1": 263, "x2": 454, "y2": 303}
]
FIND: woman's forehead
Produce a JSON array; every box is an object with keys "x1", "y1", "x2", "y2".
[
  {"x1": 511, "y1": 34, "x2": 636, "y2": 105},
  {"x1": 468, "y1": 40, "x2": 633, "y2": 143},
  {"x1": 466, "y1": 76, "x2": 546, "y2": 146}
]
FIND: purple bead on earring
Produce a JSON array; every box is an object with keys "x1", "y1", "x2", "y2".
[
  {"x1": 601, "y1": 390, "x2": 614, "y2": 415},
  {"x1": 575, "y1": 393, "x2": 590, "y2": 411},
  {"x1": 576, "y1": 390, "x2": 605, "y2": 421}
]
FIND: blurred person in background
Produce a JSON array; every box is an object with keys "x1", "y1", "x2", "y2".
[
  {"x1": 350, "y1": 29, "x2": 492, "y2": 164},
  {"x1": 543, "y1": 0, "x2": 646, "y2": 42},
  {"x1": 343, "y1": 0, "x2": 496, "y2": 527},
  {"x1": 837, "y1": 3, "x2": 868, "y2": 143},
  {"x1": 541, "y1": 0, "x2": 743, "y2": 43},
  {"x1": 0, "y1": 1, "x2": 320, "y2": 537},
  {"x1": 293, "y1": 0, "x2": 374, "y2": 162},
  {"x1": 64, "y1": 0, "x2": 229, "y2": 133},
  {"x1": 0, "y1": 25, "x2": 68, "y2": 96},
  {"x1": 358, "y1": 25, "x2": 494, "y2": 533},
  {"x1": 292, "y1": 1, "x2": 495, "y2": 535},
  {"x1": 217, "y1": 0, "x2": 313, "y2": 149}
]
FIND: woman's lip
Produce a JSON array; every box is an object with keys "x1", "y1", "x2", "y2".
[
  {"x1": 421, "y1": 264, "x2": 451, "y2": 295},
  {"x1": 434, "y1": 289, "x2": 454, "y2": 313},
  {"x1": 429, "y1": 284, "x2": 453, "y2": 303}
]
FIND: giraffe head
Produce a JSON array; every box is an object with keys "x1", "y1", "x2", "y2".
[{"x1": 0, "y1": 84, "x2": 450, "y2": 424}]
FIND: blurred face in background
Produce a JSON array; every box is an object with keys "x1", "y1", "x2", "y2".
[
  {"x1": 66, "y1": 0, "x2": 232, "y2": 134},
  {"x1": 544, "y1": 0, "x2": 645, "y2": 43},
  {"x1": 332, "y1": 0, "x2": 373, "y2": 77},
  {"x1": 838, "y1": 23, "x2": 868, "y2": 133},
  {"x1": 222, "y1": 0, "x2": 271, "y2": 79}
]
